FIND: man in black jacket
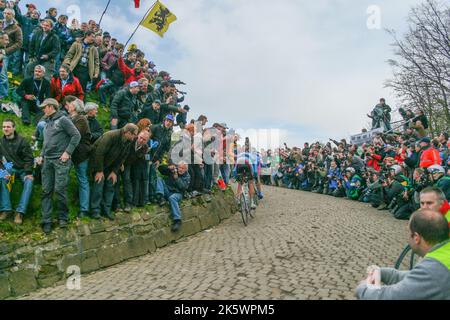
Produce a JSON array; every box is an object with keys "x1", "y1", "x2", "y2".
[
  {"x1": 24, "y1": 19, "x2": 61, "y2": 81},
  {"x1": 84, "y1": 102, "x2": 103, "y2": 143},
  {"x1": 110, "y1": 81, "x2": 140, "y2": 129},
  {"x1": 0, "y1": 119, "x2": 34, "y2": 225},
  {"x1": 138, "y1": 99, "x2": 184, "y2": 126},
  {"x1": 16, "y1": 65, "x2": 51, "y2": 125}
]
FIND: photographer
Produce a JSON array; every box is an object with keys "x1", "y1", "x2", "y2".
[
  {"x1": 325, "y1": 160, "x2": 341, "y2": 196},
  {"x1": 343, "y1": 167, "x2": 364, "y2": 200},
  {"x1": 427, "y1": 165, "x2": 450, "y2": 201},
  {"x1": 16, "y1": 65, "x2": 51, "y2": 126},
  {"x1": 155, "y1": 161, "x2": 190, "y2": 232}
]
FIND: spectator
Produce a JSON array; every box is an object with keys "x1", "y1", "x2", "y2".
[
  {"x1": 356, "y1": 209, "x2": 449, "y2": 300},
  {"x1": 50, "y1": 64, "x2": 84, "y2": 103},
  {"x1": 16, "y1": 64, "x2": 51, "y2": 125},
  {"x1": 37, "y1": 98, "x2": 81, "y2": 234},
  {"x1": 84, "y1": 102, "x2": 103, "y2": 143},
  {"x1": 0, "y1": 8, "x2": 22, "y2": 99},
  {"x1": 117, "y1": 48, "x2": 144, "y2": 85},
  {"x1": 0, "y1": 119, "x2": 34, "y2": 225},
  {"x1": 124, "y1": 129, "x2": 150, "y2": 210},
  {"x1": 25, "y1": 18, "x2": 60, "y2": 81},
  {"x1": 148, "y1": 114, "x2": 175, "y2": 203},
  {"x1": 45, "y1": 7, "x2": 57, "y2": 23},
  {"x1": 65, "y1": 97, "x2": 92, "y2": 218},
  {"x1": 109, "y1": 81, "x2": 140, "y2": 129},
  {"x1": 156, "y1": 161, "x2": 190, "y2": 232},
  {"x1": 89, "y1": 123, "x2": 138, "y2": 220},
  {"x1": 419, "y1": 187, "x2": 450, "y2": 227},
  {"x1": 419, "y1": 137, "x2": 441, "y2": 168},
  {"x1": 11, "y1": 4, "x2": 40, "y2": 76},
  {"x1": 63, "y1": 30, "x2": 100, "y2": 94}
]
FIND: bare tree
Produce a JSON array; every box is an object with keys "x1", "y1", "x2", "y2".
[{"x1": 385, "y1": 0, "x2": 450, "y2": 135}]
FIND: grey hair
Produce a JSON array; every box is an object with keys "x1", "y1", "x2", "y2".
[
  {"x1": 73, "y1": 98, "x2": 85, "y2": 114},
  {"x1": 4, "y1": 8, "x2": 15, "y2": 17},
  {"x1": 34, "y1": 64, "x2": 46, "y2": 73}
]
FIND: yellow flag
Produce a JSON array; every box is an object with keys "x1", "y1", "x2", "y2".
[{"x1": 140, "y1": 0, "x2": 177, "y2": 37}]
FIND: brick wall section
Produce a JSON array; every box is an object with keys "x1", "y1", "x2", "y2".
[{"x1": 0, "y1": 190, "x2": 237, "y2": 299}]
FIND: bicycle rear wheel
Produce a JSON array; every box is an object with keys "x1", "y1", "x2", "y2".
[{"x1": 240, "y1": 190, "x2": 249, "y2": 226}]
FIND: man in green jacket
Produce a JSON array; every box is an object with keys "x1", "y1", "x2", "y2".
[
  {"x1": 63, "y1": 30, "x2": 99, "y2": 94},
  {"x1": 89, "y1": 123, "x2": 138, "y2": 220}
]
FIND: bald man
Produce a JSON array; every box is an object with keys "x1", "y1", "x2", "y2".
[{"x1": 356, "y1": 209, "x2": 450, "y2": 299}]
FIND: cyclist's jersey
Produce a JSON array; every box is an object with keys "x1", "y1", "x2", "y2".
[{"x1": 234, "y1": 152, "x2": 257, "y2": 174}]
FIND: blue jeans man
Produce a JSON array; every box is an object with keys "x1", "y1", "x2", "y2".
[
  {"x1": 0, "y1": 169, "x2": 33, "y2": 222},
  {"x1": 156, "y1": 177, "x2": 183, "y2": 222}
]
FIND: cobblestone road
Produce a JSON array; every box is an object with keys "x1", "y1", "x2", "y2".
[{"x1": 22, "y1": 186, "x2": 409, "y2": 300}]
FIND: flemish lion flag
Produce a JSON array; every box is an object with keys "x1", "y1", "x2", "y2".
[{"x1": 140, "y1": 0, "x2": 177, "y2": 37}]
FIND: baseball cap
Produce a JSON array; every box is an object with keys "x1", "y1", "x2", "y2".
[
  {"x1": 153, "y1": 99, "x2": 161, "y2": 105},
  {"x1": 218, "y1": 123, "x2": 228, "y2": 129},
  {"x1": 26, "y1": 3, "x2": 37, "y2": 10},
  {"x1": 165, "y1": 114, "x2": 175, "y2": 122},
  {"x1": 129, "y1": 81, "x2": 139, "y2": 88},
  {"x1": 419, "y1": 137, "x2": 431, "y2": 144},
  {"x1": 39, "y1": 98, "x2": 59, "y2": 108}
]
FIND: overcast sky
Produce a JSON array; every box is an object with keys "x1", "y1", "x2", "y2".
[{"x1": 27, "y1": 0, "x2": 425, "y2": 148}]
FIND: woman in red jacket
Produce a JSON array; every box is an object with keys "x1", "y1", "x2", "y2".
[
  {"x1": 117, "y1": 49, "x2": 144, "y2": 85},
  {"x1": 50, "y1": 64, "x2": 84, "y2": 103}
]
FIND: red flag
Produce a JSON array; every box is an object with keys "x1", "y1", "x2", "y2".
[{"x1": 134, "y1": 0, "x2": 140, "y2": 8}]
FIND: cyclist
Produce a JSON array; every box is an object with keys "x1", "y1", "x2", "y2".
[
  {"x1": 233, "y1": 137, "x2": 257, "y2": 209},
  {"x1": 252, "y1": 148, "x2": 264, "y2": 200}
]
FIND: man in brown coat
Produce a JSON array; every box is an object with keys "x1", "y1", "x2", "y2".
[
  {"x1": 63, "y1": 30, "x2": 99, "y2": 95},
  {"x1": 89, "y1": 123, "x2": 138, "y2": 220}
]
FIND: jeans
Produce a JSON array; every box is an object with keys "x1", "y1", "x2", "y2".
[
  {"x1": 123, "y1": 165, "x2": 133, "y2": 206},
  {"x1": 8, "y1": 50, "x2": 23, "y2": 75},
  {"x1": 220, "y1": 164, "x2": 230, "y2": 185},
  {"x1": 0, "y1": 55, "x2": 9, "y2": 98},
  {"x1": 156, "y1": 177, "x2": 183, "y2": 221},
  {"x1": 90, "y1": 170, "x2": 116, "y2": 216},
  {"x1": 41, "y1": 158, "x2": 72, "y2": 224},
  {"x1": 0, "y1": 169, "x2": 33, "y2": 214},
  {"x1": 75, "y1": 160, "x2": 90, "y2": 212}
]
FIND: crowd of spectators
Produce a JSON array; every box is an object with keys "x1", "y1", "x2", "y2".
[
  {"x1": 266, "y1": 99, "x2": 450, "y2": 223},
  {"x1": 0, "y1": 1, "x2": 240, "y2": 234}
]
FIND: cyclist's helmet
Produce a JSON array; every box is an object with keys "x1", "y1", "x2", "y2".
[
  {"x1": 428, "y1": 165, "x2": 445, "y2": 175},
  {"x1": 389, "y1": 164, "x2": 403, "y2": 176},
  {"x1": 345, "y1": 167, "x2": 355, "y2": 174}
]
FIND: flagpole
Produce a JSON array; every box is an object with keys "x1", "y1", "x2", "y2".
[
  {"x1": 98, "y1": 0, "x2": 112, "y2": 26},
  {"x1": 124, "y1": 0, "x2": 158, "y2": 48}
]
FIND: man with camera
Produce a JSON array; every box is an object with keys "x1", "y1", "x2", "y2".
[
  {"x1": 155, "y1": 161, "x2": 190, "y2": 232},
  {"x1": 427, "y1": 165, "x2": 450, "y2": 201}
]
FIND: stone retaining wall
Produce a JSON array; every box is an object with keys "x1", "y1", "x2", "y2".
[{"x1": 0, "y1": 190, "x2": 237, "y2": 299}]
